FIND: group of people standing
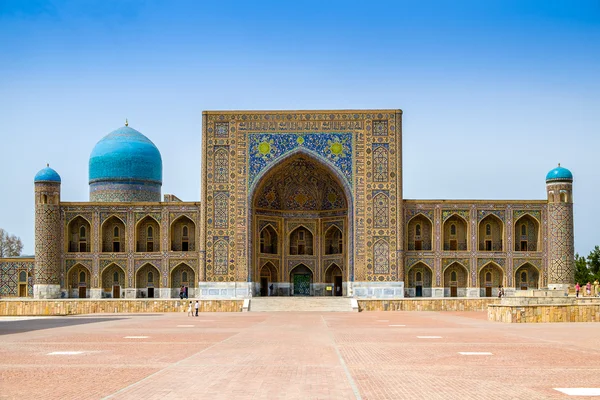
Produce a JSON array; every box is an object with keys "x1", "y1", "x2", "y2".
[
  {"x1": 187, "y1": 300, "x2": 199, "y2": 316},
  {"x1": 574, "y1": 280, "x2": 600, "y2": 297},
  {"x1": 497, "y1": 285, "x2": 505, "y2": 298}
]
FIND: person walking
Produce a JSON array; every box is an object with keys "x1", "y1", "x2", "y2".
[
  {"x1": 187, "y1": 301, "x2": 192, "y2": 317},
  {"x1": 194, "y1": 300, "x2": 199, "y2": 317},
  {"x1": 497, "y1": 285, "x2": 503, "y2": 298},
  {"x1": 594, "y1": 279, "x2": 599, "y2": 297},
  {"x1": 575, "y1": 282, "x2": 580, "y2": 298},
  {"x1": 586, "y1": 282, "x2": 592, "y2": 297}
]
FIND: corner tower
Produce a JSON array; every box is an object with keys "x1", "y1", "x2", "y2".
[
  {"x1": 33, "y1": 165, "x2": 62, "y2": 298},
  {"x1": 546, "y1": 164, "x2": 574, "y2": 290},
  {"x1": 89, "y1": 122, "x2": 162, "y2": 202}
]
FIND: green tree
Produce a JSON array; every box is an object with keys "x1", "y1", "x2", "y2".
[
  {"x1": 587, "y1": 246, "x2": 600, "y2": 278},
  {"x1": 0, "y1": 228, "x2": 24, "y2": 257},
  {"x1": 574, "y1": 253, "x2": 591, "y2": 284}
]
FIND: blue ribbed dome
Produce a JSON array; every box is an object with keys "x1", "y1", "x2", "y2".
[
  {"x1": 546, "y1": 164, "x2": 573, "y2": 182},
  {"x1": 89, "y1": 125, "x2": 162, "y2": 185},
  {"x1": 34, "y1": 165, "x2": 61, "y2": 183}
]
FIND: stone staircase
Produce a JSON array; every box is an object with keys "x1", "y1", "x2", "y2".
[{"x1": 249, "y1": 296, "x2": 356, "y2": 312}]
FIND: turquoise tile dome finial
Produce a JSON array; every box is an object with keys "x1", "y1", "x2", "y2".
[
  {"x1": 89, "y1": 123, "x2": 162, "y2": 202},
  {"x1": 34, "y1": 164, "x2": 61, "y2": 183},
  {"x1": 546, "y1": 163, "x2": 573, "y2": 182}
]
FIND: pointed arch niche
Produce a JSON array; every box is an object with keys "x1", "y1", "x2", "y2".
[
  {"x1": 67, "y1": 216, "x2": 91, "y2": 253},
  {"x1": 443, "y1": 262, "x2": 468, "y2": 297},
  {"x1": 478, "y1": 262, "x2": 504, "y2": 297},
  {"x1": 102, "y1": 216, "x2": 126, "y2": 253},
  {"x1": 136, "y1": 216, "x2": 160, "y2": 252},
  {"x1": 250, "y1": 153, "x2": 350, "y2": 296},
  {"x1": 478, "y1": 214, "x2": 504, "y2": 251},
  {"x1": 66, "y1": 263, "x2": 91, "y2": 298},
  {"x1": 515, "y1": 263, "x2": 540, "y2": 290},
  {"x1": 407, "y1": 262, "x2": 433, "y2": 297},
  {"x1": 101, "y1": 263, "x2": 125, "y2": 298},
  {"x1": 407, "y1": 214, "x2": 433, "y2": 251},
  {"x1": 514, "y1": 214, "x2": 540, "y2": 252},
  {"x1": 443, "y1": 214, "x2": 468, "y2": 251},
  {"x1": 170, "y1": 216, "x2": 195, "y2": 251}
]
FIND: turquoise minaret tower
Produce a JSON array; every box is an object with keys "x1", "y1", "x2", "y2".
[
  {"x1": 33, "y1": 165, "x2": 62, "y2": 299},
  {"x1": 546, "y1": 164, "x2": 574, "y2": 291}
]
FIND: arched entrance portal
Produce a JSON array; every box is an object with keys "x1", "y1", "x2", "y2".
[{"x1": 251, "y1": 154, "x2": 349, "y2": 296}]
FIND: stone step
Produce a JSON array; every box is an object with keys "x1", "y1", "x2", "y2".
[{"x1": 249, "y1": 297, "x2": 354, "y2": 312}]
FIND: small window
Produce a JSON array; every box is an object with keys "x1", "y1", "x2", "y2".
[
  {"x1": 520, "y1": 241, "x2": 528, "y2": 251},
  {"x1": 521, "y1": 224, "x2": 527, "y2": 236},
  {"x1": 182, "y1": 225, "x2": 189, "y2": 238},
  {"x1": 114, "y1": 226, "x2": 120, "y2": 238},
  {"x1": 451, "y1": 271, "x2": 457, "y2": 282},
  {"x1": 415, "y1": 224, "x2": 421, "y2": 237},
  {"x1": 299, "y1": 231, "x2": 305, "y2": 241},
  {"x1": 79, "y1": 271, "x2": 85, "y2": 283},
  {"x1": 113, "y1": 271, "x2": 119, "y2": 283},
  {"x1": 450, "y1": 224, "x2": 456, "y2": 236},
  {"x1": 148, "y1": 271, "x2": 154, "y2": 283},
  {"x1": 42, "y1": 194, "x2": 47, "y2": 204},
  {"x1": 560, "y1": 192, "x2": 568, "y2": 202},
  {"x1": 79, "y1": 226, "x2": 86, "y2": 239},
  {"x1": 521, "y1": 271, "x2": 527, "y2": 282},
  {"x1": 147, "y1": 226, "x2": 153, "y2": 239},
  {"x1": 485, "y1": 272, "x2": 492, "y2": 282},
  {"x1": 182, "y1": 271, "x2": 188, "y2": 282},
  {"x1": 485, "y1": 224, "x2": 491, "y2": 236},
  {"x1": 416, "y1": 271, "x2": 422, "y2": 281},
  {"x1": 19, "y1": 271, "x2": 27, "y2": 282}
]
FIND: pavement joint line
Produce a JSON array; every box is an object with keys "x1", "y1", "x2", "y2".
[
  {"x1": 47, "y1": 351, "x2": 84, "y2": 355},
  {"x1": 458, "y1": 352, "x2": 493, "y2": 355},
  {"x1": 388, "y1": 324, "x2": 406, "y2": 327},
  {"x1": 176, "y1": 325, "x2": 194, "y2": 327},
  {"x1": 102, "y1": 318, "x2": 264, "y2": 399},
  {"x1": 321, "y1": 315, "x2": 362, "y2": 400},
  {"x1": 417, "y1": 336, "x2": 442, "y2": 339},
  {"x1": 123, "y1": 336, "x2": 149, "y2": 339},
  {"x1": 554, "y1": 388, "x2": 600, "y2": 396}
]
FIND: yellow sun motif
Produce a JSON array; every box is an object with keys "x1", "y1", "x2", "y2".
[
  {"x1": 296, "y1": 135, "x2": 305, "y2": 145},
  {"x1": 330, "y1": 142, "x2": 343, "y2": 155},
  {"x1": 258, "y1": 141, "x2": 271, "y2": 155}
]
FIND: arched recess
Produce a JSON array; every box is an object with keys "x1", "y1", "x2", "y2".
[
  {"x1": 443, "y1": 214, "x2": 468, "y2": 251},
  {"x1": 101, "y1": 263, "x2": 126, "y2": 298},
  {"x1": 247, "y1": 149, "x2": 353, "y2": 287},
  {"x1": 324, "y1": 263, "x2": 343, "y2": 296},
  {"x1": 290, "y1": 263, "x2": 313, "y2": 296},
  {"x1": 478, "y1": 262, "x2": 504, "y2": 297},
  {"x1": 170, "y1": 215, "x2": 195, "y2": 251},
  {"x1": 479, "y1": 214, "x2": 504, "y2": 251},
  {"x1": 102, "y1": 216, "x2": 126, "y2": 253},
  {"x1": 289, "y1": 226, "x2": 314, "y2": 255},
  {"x1": 324, "y1": 225, "x2": 343, "y2": 255},
  {"x1": 259, "y1": 261, "x2": 278, "y2": 296},
  {"x1": 407, "y1": 262, "x2": 433, "y2": 297},
  {"x1": 171, "y1": 263, "x2": 196, "y2": 298},
  {"x1": 136, "y1": 216, "x2": 160, "y2": 252},
  {"x1": 514, "y1": 263, "x2": 540, "y2": 290},
  {"x1": 67, "y1": 216, "x2": 91, "y2": 253},
  {"x1": 514, "y1": 214, "x2": 540, "y2": 252},
  {"x1": 136, "y1": 263, "x2": 161, "y2": 298},
  {"x1": 66, "y1": 263, "x2": 91, "y2": 298},
  {"x1": 259, "y1": 224, "x2": 278, "y2": 254},
  {"x1": 443, "y1": 262, "x2": 468, "y2": 297},
  {"x1": 407, "y1": 214, "x2": 433, "y2": 251}
]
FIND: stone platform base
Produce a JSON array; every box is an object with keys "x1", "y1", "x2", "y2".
[
  {"x1": 488, "y1": 302, "x2": 600, "y2": 323},
  {"x1": 358, "y1": 298, "x2": 498, "y2": 312},
  {"x1": 0, "y1": 299, "x2": 243, "y2": 316}
]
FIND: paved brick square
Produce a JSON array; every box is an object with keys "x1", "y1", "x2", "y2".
[{"x1": 1, "y1": 311, "x2": 599, "y2": 399}]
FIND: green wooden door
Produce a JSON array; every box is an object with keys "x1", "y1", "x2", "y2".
[{"x1": 293, "y1": 274, "x2": 311, "y2": 296}]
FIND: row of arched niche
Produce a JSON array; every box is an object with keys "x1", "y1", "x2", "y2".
[
  {"x1": 259, "y1": 224, "x2": 343, "y2": 256},
  {"x1": 407, "y1": 213, "x2": 541, "y2": 252},
  {"x1": 405, "y1": 261, "x2": 540, "y2": 297},
  {"x1": 66, "y1": 215, "x2": 195, "y2": 253},
  {"x1": 65, "y1": 262, "x2": 195, "y2": 298}
]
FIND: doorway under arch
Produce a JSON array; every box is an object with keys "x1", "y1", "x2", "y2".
[
  {"x1": 290, "y1": 264, "x2": 313, "y2": 296},
  {"x1": 325, "y1": 263, "x2": 343, "y2": 296}
]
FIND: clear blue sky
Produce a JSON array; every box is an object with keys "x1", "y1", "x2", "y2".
[{"x1": 0, "y1": 0, "x2": 598, "y2": 256}]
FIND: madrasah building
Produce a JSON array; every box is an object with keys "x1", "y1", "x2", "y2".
[{"x1": 0, "y1": 110, "x2": 575, "y2": 299}]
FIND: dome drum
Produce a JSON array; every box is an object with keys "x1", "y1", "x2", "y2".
[{"x1": 90, "y1": 181, "x2": 161, "y2": 202}]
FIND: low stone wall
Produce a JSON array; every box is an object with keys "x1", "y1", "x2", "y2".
[
  {"x1": 358, "y1": 298, "x2": 498, "y2": 312},
  {"x1": 488, "y1": 303, "x2": 600, "y2": 323},
  {"x1": 0, "y1": 299, "x2": 244, "y2": 316}
]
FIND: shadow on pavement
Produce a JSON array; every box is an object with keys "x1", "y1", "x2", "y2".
[{"x1": 0, "y1": 317, "x2": 128, "y2": 335}]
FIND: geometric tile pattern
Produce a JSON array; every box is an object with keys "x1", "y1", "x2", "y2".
[{"x1": 548, "y1": 203, "x2": 574, "y2": 284}]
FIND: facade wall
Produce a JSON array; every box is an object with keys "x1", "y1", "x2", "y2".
[{"x1": 0, "y1": 259, "x2": 34, "y2": 297}]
